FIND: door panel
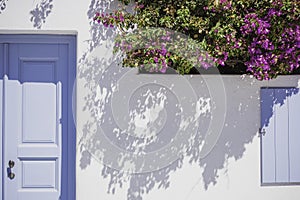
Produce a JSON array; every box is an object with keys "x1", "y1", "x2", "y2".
[
  {"x1": 19, "y1": 58, "x2": 58, "y2": 83},
  {"x1": 8, "y1": 43, "x2": 60, "y2": 82},
  {"x1": 4, "y1": 77, "x2": 62, "y2": 200},
  {"x1": 22, "y1": 83, "x2": 58, "y2": 143},
  {"x1": 0, "y1": 35, "x2": 76, "y2": 200}
]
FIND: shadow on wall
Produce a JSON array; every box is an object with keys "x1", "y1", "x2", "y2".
[
  {"x1": 78, "y1": 55, "x2": 189, "y2": 199},
  {"x1": 83, "y1": 0, "x2": 120, "y2": 60},
  {"x1": 30, "y1": 0, "x2": 54, "y2": 29},
  {"x1": 78, "y1": 1, "x2": 299, "y2": 200},
  {"x1": 261, "y1": 87, "x2": 299, "y2": 129},
  {"x1": 78, "y1": 52, "x2": 261, "y2": 199}
]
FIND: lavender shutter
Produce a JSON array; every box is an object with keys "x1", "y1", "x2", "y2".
[{"x1": 261, "y1": 88, "x2": 300, "y2": 185}]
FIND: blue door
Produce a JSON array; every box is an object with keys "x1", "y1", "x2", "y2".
[{"x1": 0, "y1": 35, "x2": 76, "y2": 199}]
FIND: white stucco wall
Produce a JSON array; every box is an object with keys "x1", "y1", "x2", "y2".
[{"x1": 1, "y1": 1, "x2": 300, "y2": 200}]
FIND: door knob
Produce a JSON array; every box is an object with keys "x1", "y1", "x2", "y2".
[{"x1": 8, "y1": 172, "x2": 15, "y2": 180}]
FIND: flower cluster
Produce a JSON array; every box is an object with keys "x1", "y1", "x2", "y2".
[
  {"x1": 240, "y1": 6, "x2": 299, "y2": 80},
  {"x1": 93, "y1": 11, "x2": 124, "y2": 28},
  {"x1": 241, "y1": 13, "x2": 274, "y2": 79},
  {"x1": 113, "y1": 28, "x2": 215, "y2": 74},
  {"x1": 93, "y1": 0, "x2": 299, "y2": 80},
  {"x1": 219, "y1": 0, "x2": 232, "y2": 10},
  {"x1": 116, "y1": 40, "x2": 171, "y2": 73},
  {"x1": 278, "y1": 26, "x2": 300, "y2": 71}
]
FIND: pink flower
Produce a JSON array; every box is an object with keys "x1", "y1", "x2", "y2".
[{"x1": 119, "y1": 15, "x2": 124, "y2": 22}]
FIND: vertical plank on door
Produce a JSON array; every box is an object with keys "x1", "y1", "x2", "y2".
[
  {"x1": 0, "y1": 79, "x2": 2, "y2": 199},
  {"x1": 261, "y1": 88, "x2": 276, "y2": 183},
  {"x1": 0, "y1": 43, "x2": 3, "y2": 76},
  {"x1": 274, "y1": 89, "x2": 289, "y2": 183},
  {"x1": 4, "y1": 77, "x2": 21, "y2": 200},
  {"x1": 0, "y1": 43, "x2": 3, "y2": 199},
  {"x1": 288, "y1": 89, "x2": 300, "y2": 182}
]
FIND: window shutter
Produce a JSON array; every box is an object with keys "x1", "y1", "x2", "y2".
[{"x1": 261, "y1": 88, "x2": 300, "y2": 185}]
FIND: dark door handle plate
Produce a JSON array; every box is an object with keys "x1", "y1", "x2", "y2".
[
  {"x1": 7, "y1": 160, "x2": 15, "y2": 180},
  {"x1": 9, "y1": 160, "x2": 15, "y2": 168}
]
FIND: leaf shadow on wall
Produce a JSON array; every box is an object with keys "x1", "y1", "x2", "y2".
[
  {"x1": 261, "y1": 87, "x2": 299, "y2": 129},
  {"x1": 84, "y1": 0, "x2": 123, "y2": 60},
  {"x1": 78, "y1": 57, "x2": 272, "y2": 199},
  {"x1": 78, "y1": 55, "x2": 188, "y2": 199},
  {"x1": 30, "y1": 0, "x2": 54, "y2": 29}
]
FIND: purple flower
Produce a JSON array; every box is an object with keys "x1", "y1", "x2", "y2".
[
  {"x1": 286, "y1": 48, "x2": 294, "y2": 54},
  {"x1": 268, "y1": 8, "x2": 276, "y2": 16},
  {"x1": 223, "y1": 52, "x2": 228, "y2": 60},
  {"x1": 234, "y1": 42, "x2": 240, "y2": 49},
  {"x1": 198, "y1": 55, "x2": 203, "y2": 61},
  {"x1": 218, "y1": 60, "x2": 225, "y2": 66},
  {"x1": 119, "y1": 15, "x2": 124, "y2": 22},
  {"x1": 160, "y1": 66, "x2": 167, "y2": 73},
  {"x1": 161, "y1": 35, "x2": 171, "y2": 41},
  {"x1": 262, "y1": 39, "x2": 270, "y2": 49},
  {"x1": 161, "y1": 45, "x2": 167, "y2": 55},
  {"x1": 127, "y1": 44, "x2": 132, "y2": 51},
  {"x1": 202, "y1": 62, "x2": 210, "y2": 69}
]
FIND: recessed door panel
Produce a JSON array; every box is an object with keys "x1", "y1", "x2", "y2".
[
  {"x1": 20, "y1": 59, "x2": 57, "y2": 82},
  {"x1": 22, "y1": 83, "x2": 58, "y2": 143}
]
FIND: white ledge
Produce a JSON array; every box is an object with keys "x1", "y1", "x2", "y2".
[{"x1": 0, "y1": 29, "x2": 78, "y2": 35}]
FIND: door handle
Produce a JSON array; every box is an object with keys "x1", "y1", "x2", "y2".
[
  {"x1": 8, "y1": 171, "x2": 15, "y2": 180},
  {"x1": 7, "y1": 160, "x2": 15, "y2": 180}
]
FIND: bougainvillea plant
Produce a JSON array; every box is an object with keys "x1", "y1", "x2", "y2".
[{"x1": 94, "y1": 0, "x2": 300, "y2": 80}]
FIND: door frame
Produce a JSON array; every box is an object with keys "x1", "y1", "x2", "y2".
[{"x1": 0, "y1": 32, "x2": 77, "y2": 200}]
